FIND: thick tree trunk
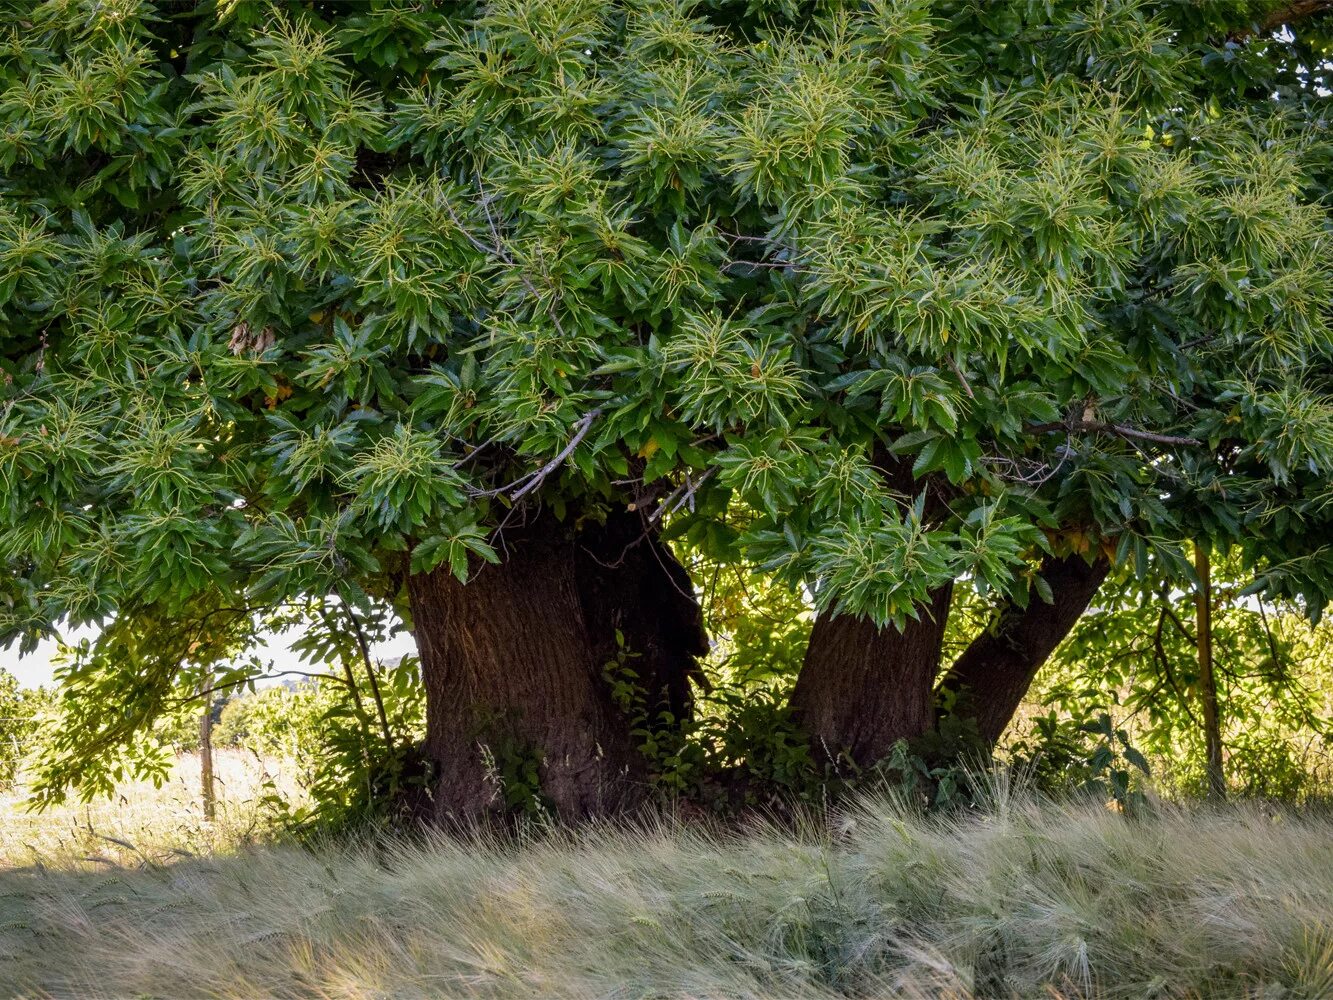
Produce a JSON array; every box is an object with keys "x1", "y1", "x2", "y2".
[
  {"x1": 935, "y1": 554, "x2": 1110, "y2": 746},
  {"x1": 790, "y1": 446, "x2": 957, "y2": 771},
  {"x1": 407, "y1": 506, "x2": 705, "y2": 823},
  {"x1": 791, "y1": 585, "x2": 953, "y2": 770}
]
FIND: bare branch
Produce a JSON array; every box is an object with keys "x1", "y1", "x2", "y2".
[
  {"x1": 721, "y1": 259, "x2": 809, "y2": 273},
  {"x1": 171, "y1": 670, "x2": 344, "y2": 706},
  {"x1": 509, "y1": 409, "x2": 602, "y2": 501},
  {"x1": 1028, "y1": 419, "x2": 1201, "y2": 448},
  {"x1": 649, "y1": 467, "x2": 715, "y2": 523},
  {"x1": 982, "y1": 453, "x2": 1062, "y2": 486},
  {"x1": 982, "y1": 441, "x2": 1076, "y2": 486},
  {"x1": 945, "y1": 354, "x2": 975, "y2": 400},
  {"x1": 1228, "y1": 0, "x2": 1332, "y2": 41}
]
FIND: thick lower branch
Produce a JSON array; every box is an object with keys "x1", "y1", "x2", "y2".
[
  {"x1": 935, "y1": 555, "x2": 1110, "y2": 746},
  {"x1": 1227, "y1": 0, "x2": 1332, "y2": 41}
]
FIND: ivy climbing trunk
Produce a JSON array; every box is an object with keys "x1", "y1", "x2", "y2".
[
  {"x1": 790, "y1": 585, "x2": 954, "y2": 770},
  {"x1": 407, "y1": 505, "x2": 705, "y2": 823},
  {"x1": 935, "y1": 554, "x2": 1110, "y2": 746}
]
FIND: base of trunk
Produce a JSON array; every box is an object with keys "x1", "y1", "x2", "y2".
[
  {"x1": 407, "y1": 505, "x2": 705, "y2": 823},
  {"x1": 790, "y1": 585, "x2": 953, "y2": 771}
]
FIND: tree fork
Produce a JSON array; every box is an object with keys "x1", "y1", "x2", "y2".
[
  {"x1": 574, "y1": 504, "x2": 709, "y2": 725},
  {"x1": 935, "y1": 554, "x2": 1110, "y2": 746}
]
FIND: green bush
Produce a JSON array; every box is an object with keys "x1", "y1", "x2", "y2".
[{"x1": 213, "y1": 658, "x2": 427, "y2": 833}]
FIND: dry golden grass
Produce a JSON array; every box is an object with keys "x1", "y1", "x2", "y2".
[
  {"x1": 0, "y1": 750, "x2": 302, "y2": 869},
  {"x1": 0, "y1": 764, "x2": 1330, "y2": 998}
]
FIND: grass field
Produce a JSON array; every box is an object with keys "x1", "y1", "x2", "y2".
[
  {"x1": 0, "y1": 750, "x2": 301, "y2": 870},
  {"x1": 1, "y1": 759, "x2": 1331, "y2": 999}
]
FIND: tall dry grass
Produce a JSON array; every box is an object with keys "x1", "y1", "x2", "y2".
[
  {"x1": 0, "y1": 768, "x2": 1330, "y2": 999},
  {"x1": 0, "y1": 749, "x2": 301, "y2": 869}
]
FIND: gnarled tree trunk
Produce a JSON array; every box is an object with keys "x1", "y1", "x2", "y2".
[
  {"x1": 935, "y1": 554, "x2": 1109, "y2": 745},
  {"x1": 790, "y1": 585, "x2": 953, "y2": 770},
  {"x1": 407, "y1": 505, "x2": 705, "y2": 823}
]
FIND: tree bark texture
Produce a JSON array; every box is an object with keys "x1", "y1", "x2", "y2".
[
  {"x1": 789, "y1": 448, "x2": 959, "y2": 770},
  {"x1": 407, "y1": 505, "x2": 705, "y2": 822},
  {"x1": 935, "y1": 554, "x2": 1110, "y2": 745},
  {"x1": 790, "y1": 585, "x2": 953, "y2": 770}
]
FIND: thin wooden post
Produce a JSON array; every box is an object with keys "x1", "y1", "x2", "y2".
[
  {"x1": 199, "y1": 692, "x2": 216, "y2": 821},
  {"x1": 1195, "y1": 542, "x2": 1225, "y2": 799}
]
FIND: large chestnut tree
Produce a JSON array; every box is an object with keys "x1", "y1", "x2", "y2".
[{"x1": 2, "y1": 0, "x2": 1330, "y2": 819}]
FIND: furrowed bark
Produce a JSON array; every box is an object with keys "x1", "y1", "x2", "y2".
[
  {"x1": 791, "y1": 585, "x2": 954, "y2": 770},
  {"x1": 407, "y1": 505, "x2": 705, "y2": 823},
  {"x1": 935, "y1": 554, "x2": 1110, "y2": 746}
]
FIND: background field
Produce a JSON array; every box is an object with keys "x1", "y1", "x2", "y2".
[{"x1": 0, "y1": 751, "x2": 300, "y2": 870}]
